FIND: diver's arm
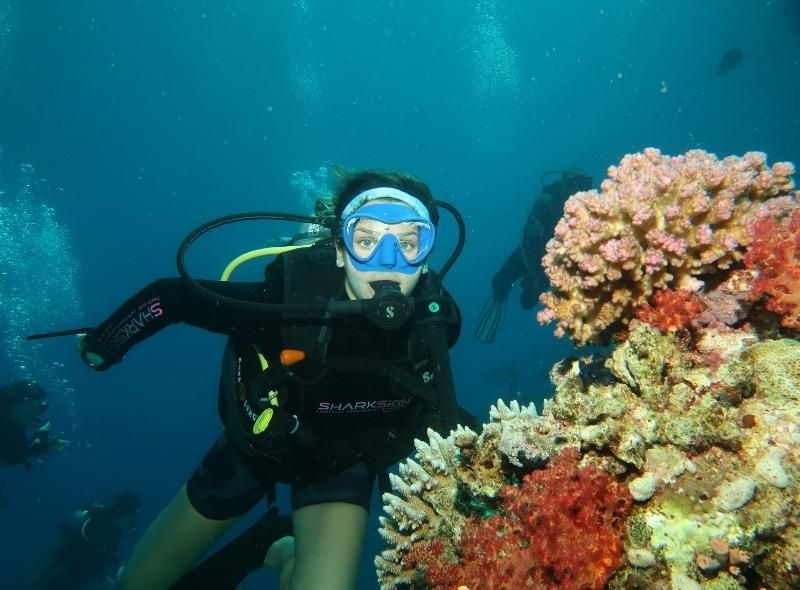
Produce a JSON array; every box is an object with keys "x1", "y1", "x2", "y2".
[{"x1": 79, "y1": 278, "x2": 282, "y2": 370}]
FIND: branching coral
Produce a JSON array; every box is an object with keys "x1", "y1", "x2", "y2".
[{"x1": 536, "y1": 148, "x2": 797, "y2": 346}]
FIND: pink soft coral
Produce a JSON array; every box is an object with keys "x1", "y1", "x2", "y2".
[
  {"x1": 745, "y1": 208, "x2": 800, "y2": 329},
  {"x1": 403, "y1": 449, "x2": 632, "y2": 590}
]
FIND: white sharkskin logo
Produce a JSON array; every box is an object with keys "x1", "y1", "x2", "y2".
[{"x1": 317, "y1": 398, "x2": 411, "y2": 414}]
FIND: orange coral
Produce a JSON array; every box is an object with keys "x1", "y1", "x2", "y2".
[
  {"x1": 744, "y1": 208, "x2": 800, "y2": 329},
  {"x1": 403, "y1": 449, "x2": 632, "y2": 590},
  {"x1": 635, "y1": 288, "x2": 706, "y2": 333}
]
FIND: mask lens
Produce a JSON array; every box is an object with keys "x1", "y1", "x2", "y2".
[{"x1": 342, "y1": 204, "x2": 435, "y2": 273}]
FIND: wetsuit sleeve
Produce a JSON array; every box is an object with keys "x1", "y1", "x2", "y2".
[{"x1": 82, "y1": 278, "x2": 282, "y2": 370}]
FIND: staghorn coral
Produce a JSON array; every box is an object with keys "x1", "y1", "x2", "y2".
[
  {"x1": 536, "y1": 148, "x2": 798, "y2": 346},
  {"x1": 376, "y1": 323, "x2": 800, "y2": 590}
]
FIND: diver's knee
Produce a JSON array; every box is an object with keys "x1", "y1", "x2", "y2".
[{"x1": 265, "y1": 535, "x2": 295, "y2": 570}]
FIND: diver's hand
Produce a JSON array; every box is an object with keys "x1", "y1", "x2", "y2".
[
  {"x1": 46, "y1": 437, "x2": 69, "y2": 453},
  {"x1": 76, "y1": 333, "x2": 114, "y2": 371}
]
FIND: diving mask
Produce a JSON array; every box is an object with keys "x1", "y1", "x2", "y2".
[{"x1": 341, "y1": 203, "x2": 436, "y2": 274}]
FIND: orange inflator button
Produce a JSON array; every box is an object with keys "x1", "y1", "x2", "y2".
[{"x1": 280, "y1": 349, "x2": 306, "y2": 366}]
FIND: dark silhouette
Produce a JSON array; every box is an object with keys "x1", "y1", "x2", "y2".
[
  {"x1": 31, "y1": 492, "x2": 142, "y2": 589},
  {"x1": 475, "y1": 169, "x2": 593, "y2": 342},
  {"x1": 718, "y1": 48, "x2": 742, "y2": 74},
  {"x1": 0, "y1": 381, "x2": 68, "y2": 471}
]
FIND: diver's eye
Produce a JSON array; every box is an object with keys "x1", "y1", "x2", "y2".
[
  {"x1": 399, "y1": 241, "x2": 417, "y2": 252},
  {"x1": 356, "y1": 238, "x2": 375, "y2": 249}
]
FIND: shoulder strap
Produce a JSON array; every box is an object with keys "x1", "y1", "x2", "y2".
[{"x1": 278, "y1": 242, "x2": 341, "y2": 370}]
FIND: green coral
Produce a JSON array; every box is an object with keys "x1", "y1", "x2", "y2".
[
  {"x1": 744, "y1": 338, "x2": 800, "y2": 403},
  {"x1": 702, "y1": 571, "x2": 747, "y2": 590},
  {"x1": 628, "y1": 513, "x2": 654, "y2": 547},
  {"x1": 608, "y1": 321, "x2": 684, "y2": 407}
]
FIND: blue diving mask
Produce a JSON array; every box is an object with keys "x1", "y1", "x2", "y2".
[{"x1": 341, "y1": 203, "x2": 436, "y2": 274}]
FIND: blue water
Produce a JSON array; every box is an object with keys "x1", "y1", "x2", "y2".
[{"x1": 1, "y1": 1, "x2": 798, "y2": 588}]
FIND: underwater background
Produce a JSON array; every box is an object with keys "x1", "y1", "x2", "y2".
[{"x1": 1, "y1": 1, "x2": 798, "y2": 588}]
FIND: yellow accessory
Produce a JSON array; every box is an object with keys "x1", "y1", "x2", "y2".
[
  {"x1": 252, "y1": 407, "x2": 274, "y2": 434},
  {"x1": 220, "y1": 244, "x2": 312, "y2": 282}
]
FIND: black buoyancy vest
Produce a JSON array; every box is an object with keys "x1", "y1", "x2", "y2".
[{"x1": 220, "y1": 242, "x2": 463, "y2": 479}]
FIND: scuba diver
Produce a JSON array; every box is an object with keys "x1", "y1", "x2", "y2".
[
  {"x1": 475, "y1": 168, "x2": 592, "y2": 343},
  {"x1": 30, "y1": 491, "x2": 142, "y2": 589},
  {"x1": 55, "y1": 168, "x2": 470, "y2": 590},
  {"x1": 0, "y1": 380, "x2": 68, "y2": 472}
]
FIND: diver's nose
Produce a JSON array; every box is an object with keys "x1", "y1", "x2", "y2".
[{"x1": 377, "y1": 238, "x2": 398, "y2": 268}]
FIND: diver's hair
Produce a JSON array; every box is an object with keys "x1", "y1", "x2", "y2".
[{"x1": 313, "y1": 165, "x2": 439, "y2": 226}]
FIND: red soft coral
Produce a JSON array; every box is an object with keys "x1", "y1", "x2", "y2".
[
  {"x1": 744, "y1": 208, "x2": 800, "y2": 329},
  {"x1": 634, "y1": 288, "x2": 706, "y2": 333},
  {"x1": 404, "y1": 449, "x2": 632, "y2": 590}
]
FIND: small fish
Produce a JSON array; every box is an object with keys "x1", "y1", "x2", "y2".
[{"x1": 718, "y1": 48, "x2": 742, "y2": 74}]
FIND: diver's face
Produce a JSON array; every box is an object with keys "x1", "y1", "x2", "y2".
[{"x1": 336, "y1": 217, "x2": 424, "y2": 299}]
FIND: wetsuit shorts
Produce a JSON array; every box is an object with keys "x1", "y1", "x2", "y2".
[{"x1": 186, "y1": 432, "x2": 375, "y2": 520}]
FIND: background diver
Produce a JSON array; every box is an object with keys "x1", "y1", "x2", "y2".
[
  {"x1": 0, "y1": 380, "x2": 69, "y2": 508},
  {"x1": 30, "y1": 491, "x2": 142, "y2": 589},
  {"x1": 475, "y1": 168, "x2": 593, "y2": 343}
]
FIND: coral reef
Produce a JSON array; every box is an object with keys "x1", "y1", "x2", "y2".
[
  {"x1": 536, "y1": 148, "x2": 798, "y2": 345},
  {"x1": 376, "y1": 324, "x2": 800, "y2": 590},
  {"x1": 376, "y1": 147, "x2": 799, "y2": 590}
]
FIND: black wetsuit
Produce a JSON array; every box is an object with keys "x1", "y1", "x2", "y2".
[{"x1": 85, "y1": 246, "x2": 460, "y2": 519}]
